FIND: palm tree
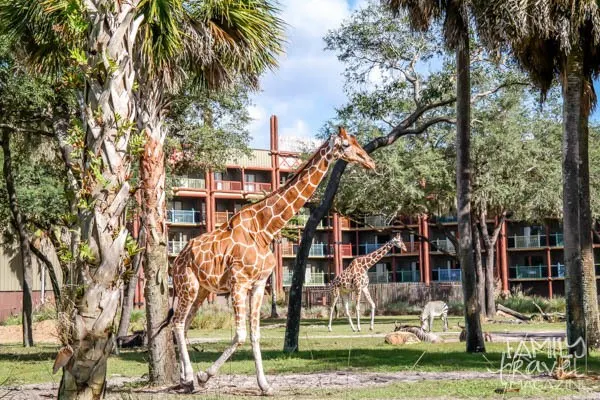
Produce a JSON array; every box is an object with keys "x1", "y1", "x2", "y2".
[
  {"x1": 471, "y1": 0, "x2": 600, "y2": 355},
  {"x1": 134, "y1": 0, "x2": 283, "y2": 384},
  {"x1": 383, "y1": 0, "x2": 486, "y2": 352}
]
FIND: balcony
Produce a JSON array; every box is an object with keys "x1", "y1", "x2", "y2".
[
  {"x1": 244, "y1": 182, "x2": 272, "y2": 193},
  {"x1": 283, "y1": 271, "x2": 327, "y2": 286},
  {"x1": 404, "y1": 241, "x2": 421, "y2": 254},
  {"x1": 168, "y1": 240, "x2": 188, "y2": 256},
  {"x1": 397, "y1": 269, "x2": 420, "y2": 283},
  {"x1": 358, "y1": 243, "x2": 390, "y2": 255},
  {"x1": 340, "y1": 216, "x2": 351, "y2": 229},
  {"x1": 286, "y1": 214, "x2": 327, "y2": 229},
  {"x1": 363, "y1": 215, "x2": 388, "y2": 227},
  {"x1": 368, "y1": 271, "x2": 393, "y2": 284},
  {"x1": 435, "y1": 215, "x2": 458, "y2": 223},
  {"x1": 173, "y1": 176, "x2": 206, "y2": 189},
  {"x1": 510, "y1": 265, "x2": 546, "y2": 279},
  {"x1": 507, "y1": 233, "x2": 563, "y2": 249},
  {"x1": 214, "y1": 180, "x2": 242, "y2": 191},
  {"x1": 167, "y1": 209, "x2": 204, "y2": 225},
  {"x1": 432, "y1": 268, "x2": 461, "y2": 282},
  {"x1": 430, "y1": 238, "x2": 455, "y2": 253},
  {"x1": 215, "y1": 211, "x2": 234, "y2": 224},
  {"x1": 339, "y1": 243, "x2": 353, "y2": 257},
  {"x1": 281, "y1": 243, "x2": 333, "y2": 257}
]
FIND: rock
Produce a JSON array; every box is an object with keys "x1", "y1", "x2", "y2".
[{"x1": 385, "y1": 331, "x2": 420, "y2": 345}]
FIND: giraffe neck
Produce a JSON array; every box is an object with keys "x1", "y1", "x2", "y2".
[
  {"x1": 252, "y1": 140, "x2": 335, "y2": 241},
  {"x1": 360, "y1": 241, "x2": 395, "y2": 270}
]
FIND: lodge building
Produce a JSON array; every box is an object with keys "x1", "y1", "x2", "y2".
[{"x1": 0, "y1": 115, "x2": 598, "y2": 319}]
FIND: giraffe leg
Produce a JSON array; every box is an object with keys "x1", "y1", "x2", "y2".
[
  {"x1": 249, "y1": 283, "x2": 272, "y2": 395},
  {"x1": 443, "y1": 314, "x2": 448, "y2": 332},
  {"x1": 184, "y1": 287, "x2": 210, "y2": 335},
  {"x1": 172, "y1": 276, "x2": 199, "y2": 389},
  {"x1": 197, "y1": 283, "x2": 249, "y2": 385},
  {"x1": 328, "y1": 289, "x2": 340, "y2": 332},
  {"x1": 362, "y1": 287, "x2": 376, "y2": 331},
  {"x1": 343, "y1": 295, "x2": 357, "y2": 332},
  {"x1": 355, "y1": 290, "x2": 363, "y2": 332}
]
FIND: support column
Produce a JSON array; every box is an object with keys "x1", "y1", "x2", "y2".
[
  {"x1": 392, "y1": 255, "x2": 397, "y2": 283},
  {"x1": 270, "y1": 115, "x2": 283, "y2": 292},
  {"x1": 545, "y1": 224, "x2": 553, "y2": 299},
  {"x1": 422, "y1": 215, "x2": 431, "y2": 285},
  {"x1": 500, "y1": 221, "x2": 509, "y2": 294}
]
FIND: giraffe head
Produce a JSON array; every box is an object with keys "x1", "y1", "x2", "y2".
[
  {"x1": 390, "y1": 233, "x2": 407, "y2": 252},
  {"x1": 331, "y1": 127, "x2": 376, "y2": 170}
]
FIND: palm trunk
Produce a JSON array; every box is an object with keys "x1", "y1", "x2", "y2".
[
  {"x1": 456, "y1": 30, "x2": 485, "y2": 353},
  {"x1": 270, "y1": 271, "x2": 279, "y2": 318},
  {"x1": 139, "y1": 85, "x2": 178, "y2": 385},
  {"x1": 1, "y1": 130, "x2": 33, "y2": 347},
  {"x1": 576, "y1": 73, "x2": 600, "y2": 349},
  {"x1": 472, "y1": 217, "x2": 486, "y2": 318},
  {"x1": 58, "y1": 3, "x2": 143, "y2": 398},
  {"x1": 562, "y1": 46, "x2": 587, "y2": 356}
]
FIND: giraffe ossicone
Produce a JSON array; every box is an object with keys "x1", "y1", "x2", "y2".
[
  {"x1": 327, "y1": 233, "x2": 407, "y2": 332},
  {"x1": 169, "y1": 126, "x2": 375, "y2": 394}
]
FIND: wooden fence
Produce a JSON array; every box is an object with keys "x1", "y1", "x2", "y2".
[{"x1": 284, "y1": 282, "x2": 463, "y2": 309}]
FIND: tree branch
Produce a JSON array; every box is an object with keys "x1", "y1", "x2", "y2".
[
  {"x1": 0, "y1": 124, "x2": 54, "y2": 137},
  {"x1": 30, "y1": 241, "x2": 62, "y2": 310}
]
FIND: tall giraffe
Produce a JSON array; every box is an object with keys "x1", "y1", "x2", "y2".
[
  {"x1": 168, "y1": 127, "x2": 375, "y2": 394},
  {"x1": 327, "y1": 233, "x2": 407, "y2": 332}
]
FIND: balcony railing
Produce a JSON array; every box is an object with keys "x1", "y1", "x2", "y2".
[
  {"x1": 507, "y1": 233, "x2": 564, "y2": 249},
  {"x1": 432, "y1": 268, "x2": 461, "y2": 282},
  {"x1": 363, "y1": 215, "x2": 388, "y2": 227},
  {"x1": 435, "y1": 215, "x2": 458, "y2": 223},
  {"x1": 359, "y1": 243, "x2": 387, "y2": 255},
  {"x1": 404, "y1": 241, "x2": 421, "y2": 254},
  {"x1": 173, "y1": 176, "x2": 206, "y2": 189},
  {"x1": 168, "y1": 240, "x2": 188, "y2": 255},
  {"x1": 340, "y1": 244, "x2": 353, "y2": 257},
  {"x1": 340, "y1": 216, "x2": 351, "y2": 229},
  {"x1": 397, "y1": 269, "x2": 421, "y2": 283},
  {"x1": 214, "y1": 180, "x2": 242, "y2": 191},
  {"x1": 281, "y1": 243, "x2": 333, "y2": 257},
  {"x1": 510, "y1": 265, "x2": 546, "y2": 279},
  {"x1": 244, "y1": 182, "x2": 272, "y2": 193},
  {"x1": 167, "y1": 209, "x2": 203, "y2": 224},
  {"x1": 368, "y1": 271, "x2": 393, "y2": 284},
  {"x1": 215, "y1": 211, "x2": 234, "y2": 224},
  {"x1": 430, "y1": 238, "x2": 456, "y2": 253},
  {"x1": 286, "y1": 214, "x2": 327, "y2": 228},
  {"x1": 283, "y1": 271, "x2": 327, "y2": 286}
]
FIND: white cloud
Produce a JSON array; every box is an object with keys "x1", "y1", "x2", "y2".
[{"x1": 248, "y1": 0, "x2": 361, "y2": 149}]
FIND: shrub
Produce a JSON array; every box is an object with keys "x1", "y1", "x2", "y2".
[
  {"x1": 129, "y1": 309, "x2": 146, "y2": 332},
  {"x1": 1, "y1": 314, "x2": 22, "y2": 326},
  {"x1": 34, "y1": 302, "x2": 57, "y2": 323},
  {"x1": 497, "y1": 292, "x2": 566, "y2": 315}
]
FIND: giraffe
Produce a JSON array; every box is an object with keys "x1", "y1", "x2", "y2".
[
  {"x1": 168, "y1": 127, "x2": 375, "y2": 394},
  {"x1": 327, "y1": 233, "x2": 407, "y2": 332}
]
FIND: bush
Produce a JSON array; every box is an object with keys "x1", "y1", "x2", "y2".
[
  {"x1": 189, "y1": 303, "x2": 234, "y2": 330},
  {"x1": 129, "y1": 309, "x2": 146, "y2": 332},
  {"x1": 1, "y1": 314, "x2": 22, "y2": 326},
  {"x1": 382, "y1": 301, "x2": 422, "y2": 316},
  {"x1": 33, "y1": 302, "x2": 57, "y2": 323},
  {"x1": 497, "y1": 292, "x2": 566, "y2": 314},
  {"x1": 446, "y1": 301, "x2": 464, "y2": 315}
]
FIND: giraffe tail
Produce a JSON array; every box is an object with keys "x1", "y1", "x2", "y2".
[{"x1": 151, "y1": 308, "x2": 174, "y2": 340}]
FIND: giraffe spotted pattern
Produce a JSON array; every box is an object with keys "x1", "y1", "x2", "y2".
[
  {"x1": 328, "y1": 234, "x2": 407, "y2": 332},
  {"x1": 170, "y1": 127, "x2": 376, "y2": 394}
]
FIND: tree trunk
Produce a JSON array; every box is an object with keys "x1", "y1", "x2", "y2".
[
  {"x1": 139, "y1": 83, "x2": 178, "y2": 384},
  {"x1": 1, "y1": 130, "x2": 33, "y2": 347},
  {"x1": 562, "y1": 46, "x2": 587, "y2": 356},
  {"x1": 455, "y1": 30, "x2": 485, "y2": 353},
  {"x1": 479, "y1": 210, "x2": 501, "y2": 317},
  {"x1": 578, "y1": 99, "x2": 600, "y2": 349},
  {"x1": 561, "y1": 45, "x2": 600, "y2": 352},
  {"x1": 58, "y1": 3, "x2": 143, "y2": 398},
  {"x1": 472, "y1": 217, "x2": 486, "y2": 318},
  {"x1": 117, "y1": 227, "x2": 144, "y2": 338},
  {"x1": 270, "y1": 271, "x2": 279, "y2": 319}
]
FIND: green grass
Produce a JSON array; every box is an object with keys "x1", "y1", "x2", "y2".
[{"x1": 1, "y1": 315, "x2": 594, "y2": 399}]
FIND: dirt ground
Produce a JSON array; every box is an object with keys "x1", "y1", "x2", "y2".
[
  {"x1": 0, "y1": 320, "x2": 59, "y2": 344},
  {"x1": 1, "y1": 371, "x2": 598, "y2": 399}
]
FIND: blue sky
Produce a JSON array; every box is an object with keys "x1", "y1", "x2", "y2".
[
  {"x1": 248, "y1": 0, "x2": 366, "y2": 149},
  {"x1": 248, "y1": 0, "x2": 600, "y2": 149}
]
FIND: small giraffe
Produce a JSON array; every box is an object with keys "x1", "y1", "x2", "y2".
[
  {"x1": 168, "y1": 127, "x2": 375, "y2": 394},
  {"x1": 328, "y1": 233, "x2": 407, "y2": 332}
]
